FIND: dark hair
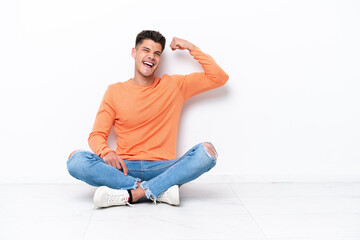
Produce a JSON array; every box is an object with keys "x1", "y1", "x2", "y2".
[{"x1": 135, "y1": 30, "x2": 166, "y2": 52}]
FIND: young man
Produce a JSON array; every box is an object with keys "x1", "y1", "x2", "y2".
[{"x1": 67, "y1": 30, "x2": 228, "y2": 207}]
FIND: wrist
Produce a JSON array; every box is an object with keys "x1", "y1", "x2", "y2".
[
  {"x1": 188, "y1": 44, "x2": 195, "y2": 52},
  {"x1": 102, "y1": 150, "x2": 116, "y2": 158}
]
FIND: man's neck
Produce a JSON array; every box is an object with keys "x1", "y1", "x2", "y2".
[{"x1": 131, "y1": 74, "x2": 156, "y2": 86}]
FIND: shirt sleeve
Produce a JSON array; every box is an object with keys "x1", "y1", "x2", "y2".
[
  {"x1": 88, "y1": 86, "x2": 116, "y2": 158},
  {"x1": 176, "y1": 46, "x2": 229, "y2": 101}
]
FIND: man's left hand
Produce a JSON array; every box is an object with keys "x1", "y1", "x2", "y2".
[{"x1": 170, "y1": 37, "x2": 195, "y2": 52}]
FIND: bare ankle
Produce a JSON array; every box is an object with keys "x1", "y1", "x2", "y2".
[{"x1": 131, "y1": 183, "x2": 146, "y2": 202}]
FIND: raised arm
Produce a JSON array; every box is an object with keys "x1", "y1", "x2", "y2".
[{"x1": 170, "y1": 37, "x2": 229, "y2": 100}]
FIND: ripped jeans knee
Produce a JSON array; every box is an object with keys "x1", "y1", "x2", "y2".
[{"x1": 202, "y1": 142, "x2": 218, "y2": 161}]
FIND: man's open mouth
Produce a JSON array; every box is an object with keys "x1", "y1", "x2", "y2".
[{"x1": 143, "y1": 61, "x2": 154, "y2": 68}]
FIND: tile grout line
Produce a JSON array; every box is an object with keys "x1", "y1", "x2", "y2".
[
  {"x1": 229, "y1": 183, "x2": 270, "y2": 240},
  {"x1": 81, "y1": 205, "x2": 96, "y2": 240}
]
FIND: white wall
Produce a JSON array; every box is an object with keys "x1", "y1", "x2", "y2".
[{"x1": 1, "y1": 0, "x2": 359, "y2": 183}]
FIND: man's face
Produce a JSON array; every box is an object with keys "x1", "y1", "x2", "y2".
[{"x1": 132, "y1": 39, "x2": 163, "y2": 78}]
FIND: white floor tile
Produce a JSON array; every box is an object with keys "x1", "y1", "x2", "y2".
[
  {"x1": 230, "y1": 183, "x2": 360, "y2": 239},
  {"x1": 267, "y1": 237, "x2": 360, "y2": 240},
  {"x1": 251, "y1": 213, "x2": 360, "y2": 239},
  {"x1": 0, "y1": 215, "x2": 90, "y2": 240},
  {"x1": 0, "y1": 184, "x2": 95, "y2": 217},
  {"x1": 230, "y1": 183, "x2": 360, "y2": 198},
  {"x1": 239, "y1": 197, "x2": 360, "y2": 215},
  {"x1": 1, "y1": 182, "x2": 360, "y2": 240},
  {"x1": 85, "y1": 204, "x2": 267, "y2": 240}
]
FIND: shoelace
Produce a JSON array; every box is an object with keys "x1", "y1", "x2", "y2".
[{"x1": 107, "y1": 192, "x2": 133, "y2": 206}]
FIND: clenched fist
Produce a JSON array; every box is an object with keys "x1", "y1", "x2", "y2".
[{"x1": 169, "y1": 37, "x2": 195, "y2": 51}]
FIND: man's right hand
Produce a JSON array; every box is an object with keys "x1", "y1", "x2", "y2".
[{"x1": 103, "y1": 152, "x2": 128, "y2": 176}]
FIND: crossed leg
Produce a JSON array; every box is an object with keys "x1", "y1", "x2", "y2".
[{"x1": 67, "y1": 142, "x2": 218, "y2": 204}]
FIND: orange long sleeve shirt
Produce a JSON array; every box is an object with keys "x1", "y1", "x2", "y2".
[{"x1": 88, "y1": 47, "x2": 229, "y2": 160}]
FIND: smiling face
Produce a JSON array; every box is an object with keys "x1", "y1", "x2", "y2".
[{"x1": 132, "y1": 39, "x2": 163, "y2": 80}]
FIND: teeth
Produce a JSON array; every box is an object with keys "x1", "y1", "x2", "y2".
[{"x1": 143, "y1": 62, "x2": 154, "y2": 67}]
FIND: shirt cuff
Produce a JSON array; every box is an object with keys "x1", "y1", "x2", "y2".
[{"x1": 99, "y1": 148, "x2": 116, "y2": 158}]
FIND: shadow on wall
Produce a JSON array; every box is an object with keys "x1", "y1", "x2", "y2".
[{"x1": 177, "y1": 85, "x2": 230, "y2": 144}]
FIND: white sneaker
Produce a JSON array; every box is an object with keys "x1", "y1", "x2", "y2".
[
  {"x1": 93, "y1": 186, "x2": 131, "y2": 208},
  {"x1": 156, "y1": 185, "x2": 180, "y2": 206}
]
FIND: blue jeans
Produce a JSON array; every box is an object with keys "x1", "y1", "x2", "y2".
[{"x1": 67, "y1": 142, "x2": 217, "y2": 199}]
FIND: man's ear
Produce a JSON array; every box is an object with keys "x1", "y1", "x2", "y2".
[{"x1": 131, "y1": 48, "x2": 136, "y2": 59}]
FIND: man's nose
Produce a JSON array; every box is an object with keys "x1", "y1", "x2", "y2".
[{"x1": 147, "y1": 53, "x2": 155, "y2": 59}]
